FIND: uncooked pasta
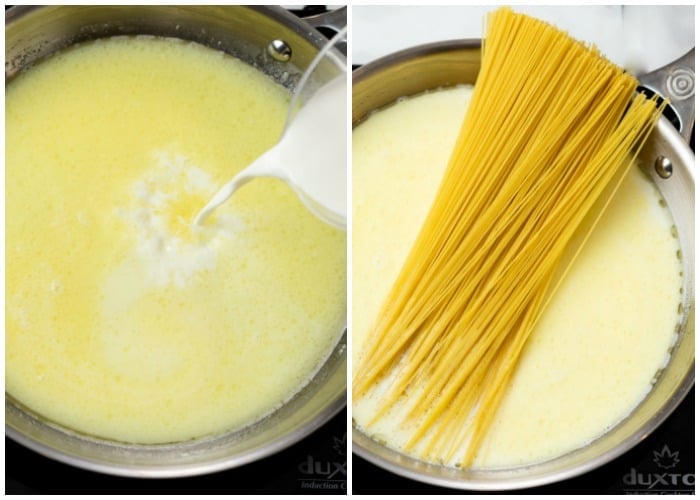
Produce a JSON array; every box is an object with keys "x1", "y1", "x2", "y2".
[{"x1": 353, "y1": 7, "x2": 665, "y2": 467}]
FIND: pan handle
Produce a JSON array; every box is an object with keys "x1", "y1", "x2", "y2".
[
  {"x1": 638, "y1": 48, "x2": 695, "y2": 145},
  {"x1": 301, "y1": 6, "x2": 347, "y2": 56}
]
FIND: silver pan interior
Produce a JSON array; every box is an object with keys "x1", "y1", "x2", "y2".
[
  {"x1": 5, "y1": 5, "x2": 347, "y2": 478},
  {"x1": 351, "y1": 40, "x2": 694, "y2": 491}
]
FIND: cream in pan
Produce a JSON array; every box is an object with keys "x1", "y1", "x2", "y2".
[
  {"x1": 352, "y1": 86, "x2": 683, "y2": 468},
  {"x1": 6, "y1": 36, "x2": 346, "y2": 444}
]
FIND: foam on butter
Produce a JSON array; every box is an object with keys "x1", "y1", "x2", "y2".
[
  {"x1": 114, "y1": 150, "x2": 232, "y2": 289},
  {"x1": 6, "y1": 36, "x2": 346, "y2": 444}
]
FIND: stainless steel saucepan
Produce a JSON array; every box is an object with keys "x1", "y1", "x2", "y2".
[
  {"x1": 352, "y1": 40, "x2": 694, "y2": 491},
  {"x1": 5, "y1": 5, "x2": 347, "y2": 478}
]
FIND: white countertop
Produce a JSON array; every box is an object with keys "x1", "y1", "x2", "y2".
[{"x1": 352, "y1": 5, "x2": 695, "y2": 76}]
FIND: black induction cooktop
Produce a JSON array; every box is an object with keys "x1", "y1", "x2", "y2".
[
  {"x1": 6, "y1": 409, "x2": 347, "y2": 495},
  {"x1": 5, "y1": 4, "x2": 694, "y2": 496},
  {"x1": 4, "y1": 5, "x2": 347, "y2": 495},
  {"x1": 352, "y1": 389, "x2": 694, "y2": 495}
]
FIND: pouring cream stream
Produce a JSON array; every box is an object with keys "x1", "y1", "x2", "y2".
[{"x1": 194, "y1": 28, "x2": 347, "y2": 230}]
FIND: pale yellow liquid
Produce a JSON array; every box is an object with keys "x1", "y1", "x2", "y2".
[
  {"x1": 6, "y1": 36, "x2": 346, "y2": 444},
  {"x1": 352, "y1": 87, "x2": 682, "y2": 468}
]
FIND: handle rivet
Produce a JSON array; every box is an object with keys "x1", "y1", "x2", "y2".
[
  {"x1": 268, "y1": 40, "x2": 292, "y2": 62},
  {"x1": 654, "y1": 156, "x2": 673, "y2": 179}
]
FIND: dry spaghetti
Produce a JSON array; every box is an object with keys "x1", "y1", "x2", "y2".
[{"x1": 353, "y1": 7, "x2": 664, "y2": 467}]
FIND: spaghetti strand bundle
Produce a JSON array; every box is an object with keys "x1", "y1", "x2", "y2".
[{"x1": 353, "y1": 8, "x2": 664, "y2": 467}]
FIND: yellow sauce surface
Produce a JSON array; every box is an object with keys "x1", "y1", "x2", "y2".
[
  {"x1": 352, "y1": 87, "x2": 682, "y2": 468},
  {"x1": 6, "y1": 36, "x2": 346, "y2": 444}
]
